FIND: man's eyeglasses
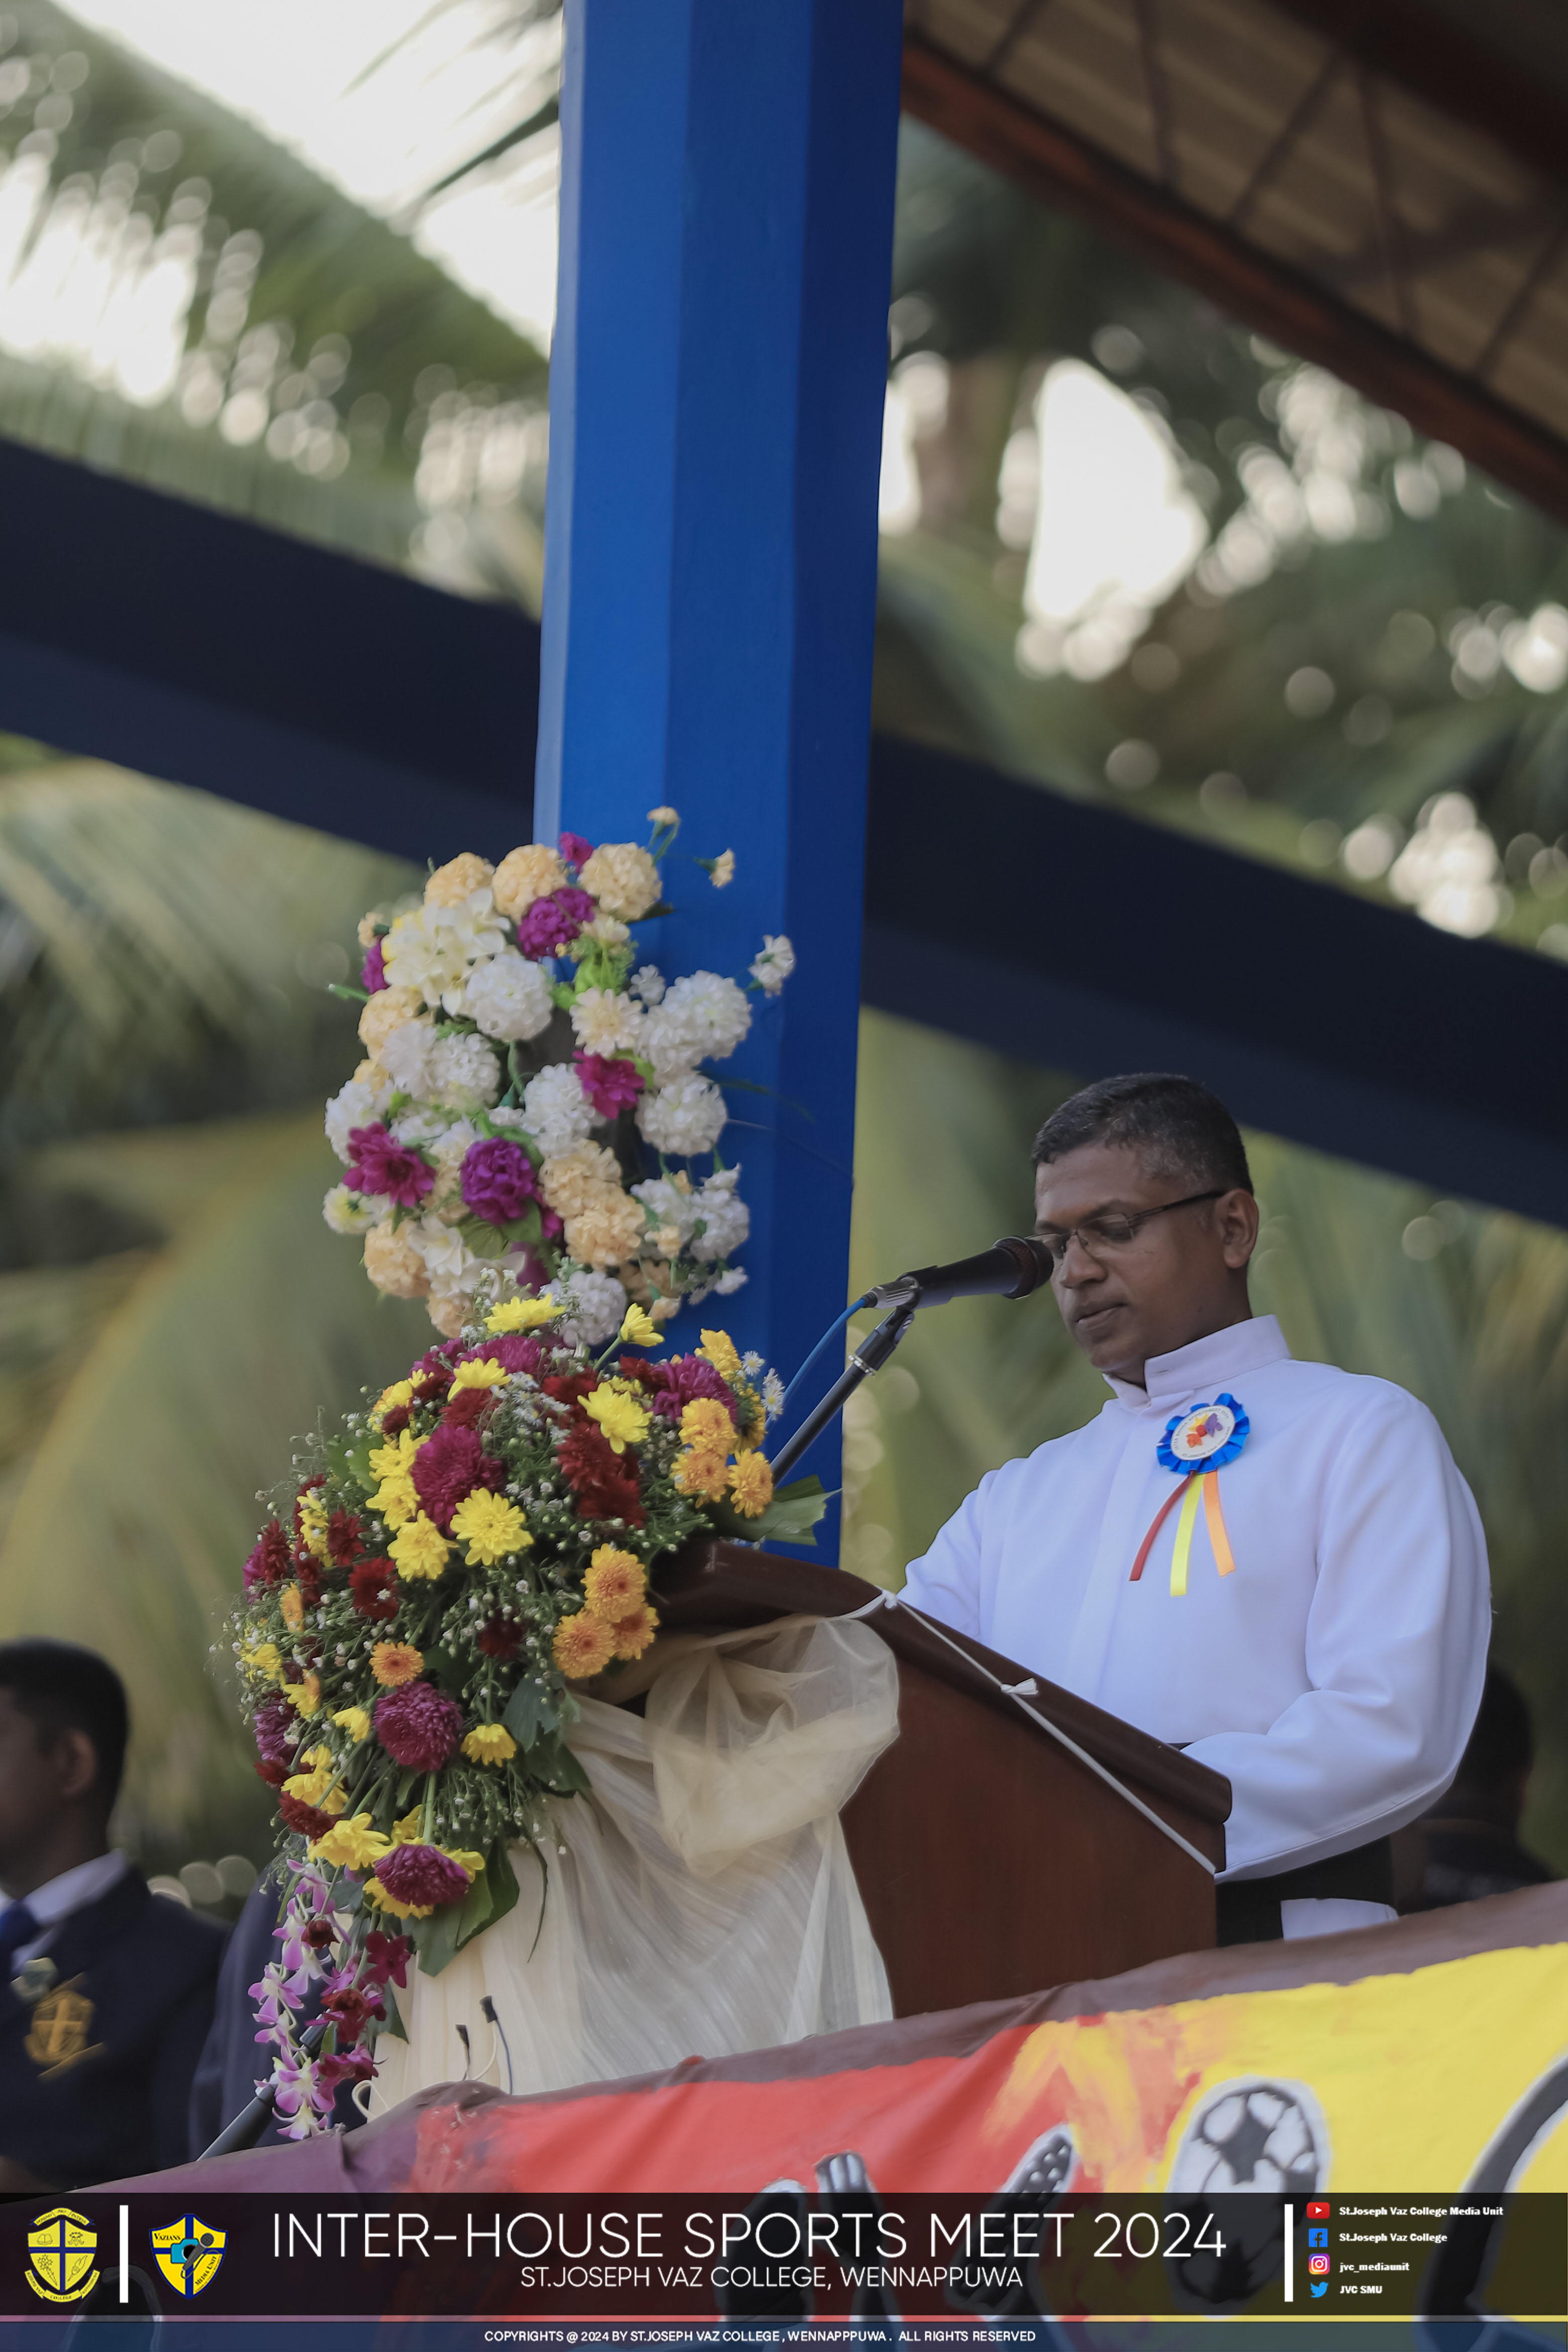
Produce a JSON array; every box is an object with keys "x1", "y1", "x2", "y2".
[{"x1": 1035, "y1": 1189, "x2": 1225, "y2": 1271}]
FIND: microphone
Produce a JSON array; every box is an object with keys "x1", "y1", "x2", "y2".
[{"x1": 865, "y1": 1235, "x2": 1053, "y2": 1312}]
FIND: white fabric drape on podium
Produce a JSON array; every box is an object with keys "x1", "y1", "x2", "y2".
[{"x1": 367, "y1": 1615, "x2": 899, "y2": 2111}]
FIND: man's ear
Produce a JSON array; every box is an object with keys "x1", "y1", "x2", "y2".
[
  {"x1": 54, "y1": 1727, "x2": 101, "y2": 1806},
  {"x1": 1219, "y1": 1187, "x2": 1260, "y2": 1270}
]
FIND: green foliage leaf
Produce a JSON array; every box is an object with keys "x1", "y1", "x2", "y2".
[
  {"x1": 502, "y1": 1679, "x2": 560, "y2": 1750},
  {"x1": 457, "y1": 1838, "x2": 519, "y2": 1953},
  {"x1": 706, "y1": 1475, "x2": 829, "y2": 1546}
]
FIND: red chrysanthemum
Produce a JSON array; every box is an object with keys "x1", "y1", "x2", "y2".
[
  {"x1": 542, "y1": 1371, "x2": 600, "y2": 1409},
  {"x1": 638, "y1": 1355, "x2": 741, "y2": 1427},
  {"x1": 374, "y1": 1681, "x2": 463, "y2": 1770},
  {"x1": 296, "y1": 1558, "x2": 322, "y2": 1610},
  {"x1": 557, "y1": 1419, "x2": 644, "y2": 1526},
  {"x1": 441, "y1": 1385, "x2": 492, "y2": 1430},
  {"x1": 278, "y1": 1791, "x2": 337, "y2": 1839},
  {"x1": 243, "y1": 1519, "x2": 291, "y2": 1591},
  {"x1": 349, "y1": 1558, "x2": 401, "y2": 1621},
  {"x1": 254, "y1": 1757, "x2": 288, "y2": 1788},
  {"x1": 379, "y1": 1403, "x2": 413, "y2": 1436},
  {"x1": 326, "y1": 1510, "x2": 364, "y2": 1566},
  {"x1": 373, "y1": 1842, "x2": 471, "y2": 1909},
  {"x1": 412, "y1": 1422, "x2": 505, "y2": 1532},
  {"x1": 477, "y1": 1615, "x2": 521, "y2": 1660}
]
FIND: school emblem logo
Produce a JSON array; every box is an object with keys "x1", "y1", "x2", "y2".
[
  {"x1": 25, "y1": 2207, "x2": 99, "y2": 2303},
  {"x1": 151, "y1": 2214, "x2": 226, "y2": 2298},
  {"x1": 1167, "y1": 1400, "x2": 1238, "y2": 1463},
  {"x1": 24, "y1": 1980, "x2": 103, "y2": 2078}
]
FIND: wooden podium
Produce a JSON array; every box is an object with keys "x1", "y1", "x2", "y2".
[{"x1": 655, "y1": 1542, "x2": 1230, "y2": 2017}]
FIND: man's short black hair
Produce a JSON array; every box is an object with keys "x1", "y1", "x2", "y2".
[
  {"x1": 1032, "y1": 1072, "x2": 1253, "y2": 1196},
  {"x1": 0, "y1": 1640, "x2": 129, "y2": 1810}
]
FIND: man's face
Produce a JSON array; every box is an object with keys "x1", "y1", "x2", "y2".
[
  {"x1": 0, "y1": 1691, "x2": 95, "y2": 1890},
  {"x1": 1033, "y1": 1140, "x2": 1258, "y2": 1384}
]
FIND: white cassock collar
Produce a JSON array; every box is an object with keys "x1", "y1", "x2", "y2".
[{"x1": 1103, "y1": 1313, "x2": 1293, "y2": 1413}]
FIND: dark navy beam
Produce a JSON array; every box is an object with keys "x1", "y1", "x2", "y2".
[
  {"x1": 0, "y1": 434, "x2": 538, "y2": 861},
  {"x1": 863, "y1": 735, "x2": 1568, "y2": 1226}
]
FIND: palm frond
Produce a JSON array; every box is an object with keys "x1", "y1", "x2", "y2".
[{"x1": 0, "y1": 1112, "x2": 433, "y2": 1871}]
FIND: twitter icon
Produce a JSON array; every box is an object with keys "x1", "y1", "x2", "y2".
[{"x1": 1311, "y1": 2283, "x2": 1328, "y2": 2299}]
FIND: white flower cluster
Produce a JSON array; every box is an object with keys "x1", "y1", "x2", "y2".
[{"x1": 320, "y1": 831, "x2": 793, "y2": 1335}]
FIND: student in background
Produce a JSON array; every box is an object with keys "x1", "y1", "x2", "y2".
[
  {"x1": 0, "y1": 1640, "x2": 226, "y2": 2186},
  {"x1": 1400, "y1": 1662, "x2": 1557, "y2": 1912}
]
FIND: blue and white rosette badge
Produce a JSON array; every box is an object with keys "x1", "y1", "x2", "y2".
[{"x1": 1133, "y1": 1392, "x2": 1250, "y2": 1595}]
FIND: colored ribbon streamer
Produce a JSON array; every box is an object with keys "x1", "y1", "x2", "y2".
[
  {"x1": 1129, "y1": 1468, "x2": 1238, "y2": 1593},
  {"x1": 1169, "y1": 1473, "x2": 1204, "y2": 1597}
]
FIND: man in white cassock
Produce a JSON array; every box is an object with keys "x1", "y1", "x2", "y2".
[{"x1": 902, "y1": 1072, "x2": 1490, "y2": 1944}]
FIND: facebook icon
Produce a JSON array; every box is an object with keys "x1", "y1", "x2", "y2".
[{"x1": 1308, "y1": 2228, "x2": 1328, "y2": 2246}]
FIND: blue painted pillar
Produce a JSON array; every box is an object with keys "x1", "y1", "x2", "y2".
[{"x1": 535, "y1": 0, "x2": 903, "y2": 1515}]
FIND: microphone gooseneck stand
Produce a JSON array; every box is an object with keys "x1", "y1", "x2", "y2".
[
  {"x1": 769, "y1": 1234, "x2": 1052, "y2": 1486},
  {"x1": 200, "y1": 2015, "x2": 330, "y2": 2159}
]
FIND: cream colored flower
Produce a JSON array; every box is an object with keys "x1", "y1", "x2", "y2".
[
  {"x1": 358, "y1": 986, "x2": 424, "y2": 1059},
  {"x1": 425, "y1": 852, "x2": 495, "y2": 907},
  {"x1": 493, "y1": 842, "x2": 567, "y2": 918},
  {"x1": 564, "y1": 1191, "x2": 646, "y2": 1270},
  {"x1": 708, "y1": 849, "x2": 735, "y2": 888},
  {"x1": 363, "y1": 1223, "x2": 430, "y2": 1300},
  {"x1": 569, "y1": 986, "x2": 645, "y2": 1057},
  {"x1": 579, "y1": 841, "x2": 661, "y2": 922},
  {"x1": 426, "y1": 1292, "x2": 467, "y2": 1338},
  {"x1": 540, "y1": 1141, "x2": 625, "y2": 1219},
  {"x1": 383, "y1": 896, "x2": 508, "y2": 1014}
]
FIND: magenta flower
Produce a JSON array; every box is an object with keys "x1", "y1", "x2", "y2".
[
  {"x1": 373, "y1": 1842, "x2": 472, "y2": 1910},
  {"x1": 345, "y1": 1123, "x2": 435, "y2": 1209},
  {"x1": 575, "y1": 1052, "x2": 645, "y2": 1119},
  {"x1": 460, "y1": 1331, "x2": 546, "y2": 1378},
  {"x1": 642, "y1": 1354, "x2": 743, "y2": 1427},
  {"x1": 559, "y1": 830, "x2": 595, "y2": 869},
  {"x1": 460, "y1": 1137, "x2": 537, "y2": 1226},
  {"x1": 515, "y1": 886, "x2": 597, "y2": 958},
  {"x1": 250, "y1": 1962, "x2": 303, "y2": 2033},
  {"x1": 360, "y1": 938, "x2": 387, "y2": 992},
  {"x1": 253, "y1": 1695, "x2": 297, "y2": 1766},
  {"x1": 412, "y1": 1422, "x2": 505, "y2": 1530},
  {"x1": 374, "y1": 1681, "x2": 463, "y2": 1770}
]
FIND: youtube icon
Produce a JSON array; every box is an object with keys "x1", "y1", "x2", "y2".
[{"x1": 1307, "y1": 2201, "x2": 1330, "y2": 2219}]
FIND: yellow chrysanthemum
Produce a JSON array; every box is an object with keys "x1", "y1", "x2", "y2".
[
  {"x1": 699, "y1": 1329, "x2": 742, "y2": 1379},
  {"x1": 618, "y1": 1304, "x2": 664, "y2": 1348},
  {"x1": 679, "y1": 1397, "x2": 734, "y2": 1452},
  {"x1": 674, "y1": 1449, "x2": 730, "y2": 1503},
  {"x1": 242, "y1": 1642, "x2": 281, "y2": 1682},
  {"x1": 372, "y1": 1472, "x2": 420, "y2": 1530},
  {"x1": 369, "y1": 1427, "x2": 419, "y2": 1483},
  {"x1": 297, "y1": 1492, "x2": 329, "y2": 1559},
  {"x1": 309, "y1": 1813, "x2": 389, "y2": 1870},
  {"x1": 443, "y1": 1846, "x2": 486, "y2": 1877},
  {"x1": 390, "y1": 1808, "x2": 424, "y2": 1846},
  {"x1": 371, "y1": 1378, "x2": 415, "y2": 1429},
  {"x1": 332, "y1": 1706, "x2": 372, "y2": 1744},
  {"x1": 370, "y1": 1640, "x2": 424, "y2": 1687},
  {"x1": 279, "y1": 1582, "x2": 305, "y2": 1632},
  {"x1": 486, "y1": 1293, "x2": 561, "y2": 1333},
  {"x1": 450, "y1": 1356, "x2": 510, "y2": 1392},
  {"x1": 390, "y1": 1514, "x2": 449, "y2": 1581},
  {"x1": 362, "y1": 1878, "x2": 428, "y2": 1921},
  {"x1": 610, "y1": 1602, "x2": 660, "y2": 1661},
  {"x1": 553, "y1": 1610, "x2": 617, "y2": 1679},
  {"x1": 461, "y1": 1722, "x2": 517, "y2": 1766},
  {"x1": 728, "y1": 1451, "x2": 774, "y2": 1519},
  {"x1": 581, "y1": 1386, "x2": 650, "y2": 1454},
  {"x1": 283, "y1": 1762, "x2": 345, "y2": 1817},
  {"x1": 583, "y1": 1545, "x2": 646, "y2": 1622},
  {"x1": 450, "y1": 1490, "x2": 532, "y2": 1566},
  {"x1": 280, "y1": 1673, "x2": 321, "y2": 1717}
]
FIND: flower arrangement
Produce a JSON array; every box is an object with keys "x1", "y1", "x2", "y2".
[
  {"x1": 233, "y1": 1272, "x2": 822, "y2": 2135},
  {"x1": 323, "y1": 814, "x2": 796, "y2": 1340}
]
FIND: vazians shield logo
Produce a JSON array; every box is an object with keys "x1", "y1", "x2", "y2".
[
  {"x1": 25, "y1": 2207, "x2": 99, "y2": 2304},
  {"x1": 151, "y1": 2215, "x2": 226, "y2": 2298}
]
